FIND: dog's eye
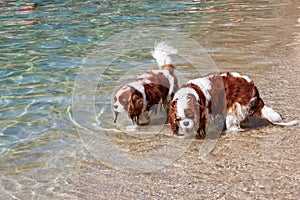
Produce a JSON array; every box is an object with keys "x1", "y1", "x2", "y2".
[
  {"x1": 120, "y1": 99, "x2": 127, "y2": 105},
  {"x1": 175, "y1": 117, "x2": 181, "y2": 121}
]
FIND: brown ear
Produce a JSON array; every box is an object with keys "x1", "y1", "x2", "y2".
[
  {"x1": 128, "y1": 90, "x2": 144, "y2": 122},
  {"x1": 169, "y1": 99, "x2": 179, "y2": 134},
  {"x1": 195, "y1": 99, "x2": 207, "y2": 138}
]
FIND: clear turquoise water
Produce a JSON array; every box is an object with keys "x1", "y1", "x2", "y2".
[
  {"x1": 0, "y1": 0, "x2": 299, "y2": 198},
  {"x1": 0, "y1": 0, "x2": 223, "y2": 158}
]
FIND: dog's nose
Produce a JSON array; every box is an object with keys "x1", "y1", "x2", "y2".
[
  {"x1": 183, "y1": 121, "x2": 189, "y2": 126},
  {"x1": 113, "y1": 105, "x2": 118, "y2": 109}
]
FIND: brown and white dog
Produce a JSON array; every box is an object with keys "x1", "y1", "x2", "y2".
[
  {"x1": 113, "y1": 42, "x2": 179, "y2": 125},
  {"x1": 169, "y1": 72, "x2": 299, "y2": 137}
]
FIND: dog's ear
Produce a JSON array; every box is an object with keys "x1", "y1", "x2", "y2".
[
  {"x1": 169, "y1": 99, "x2": 179, "y2": 134},
  {"x1": 128, "y1": 90, "x2": 144, "y2": 121},
  {"x1": 188, "y1": 83, "x2": 207, "y2": 137},
  {"x1": 195, "y1": 98, "x2": 206, "y2": 138}
]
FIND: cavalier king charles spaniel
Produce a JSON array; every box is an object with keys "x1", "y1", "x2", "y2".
[
  {"x1": 169, "y1": 72, "x2": 299, "y2": 137},
  {"x1": 113, "y1": 42, "x2": 178, "y2": 125}
]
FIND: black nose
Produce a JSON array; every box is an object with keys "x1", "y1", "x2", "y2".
[
  {"x1": 113, "y1": 105, "x2": 118, "y2": 109},
  {"x1": 183, "y1": 121, "x2": 189, "y2": 126}
]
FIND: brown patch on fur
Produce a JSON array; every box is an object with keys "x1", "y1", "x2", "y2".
[
  {"x1": 221, "y1": 72, "x2": 255, "y2": 109},
  {"x1": 127, "y1": 70, "x2": 178, "y2": 125},
  {"x1": 207, "y1": 75, "x2": 226, "y2": 115},
  {"x1": 161, "y1": 64, "x2": 175, "y2": 75},
  {"x1": 142, "y1": 72, "x2": 170, "y2": 110},
  {"x1": 141, "y1": 70, "x2": 178, "y2": 111},
  {"x1": 210, "y1": 72, "x2": 265, "y2": 118},
  {"x1": 188, "y1": 83, "x2": 207, "y2": 137},
  {"x1": 127, "y1": 87, "x2": 144, "y2": 125},
  {"x1": 169, "y1": 99, "x2": 179, "y2": 134}
]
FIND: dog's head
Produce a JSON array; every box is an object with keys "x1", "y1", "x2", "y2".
[
  {"x1": 112, "y1": 85, "x2": 132, "y2": 123},
  {"x1": 113, "y1": 82, "x2": 149, "y2": 125},
  {"x1": 169, "y1": 84, "x2": 206, "y2": 137}
]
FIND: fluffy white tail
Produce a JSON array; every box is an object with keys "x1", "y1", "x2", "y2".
[
  {"x1": 261, "y1": 106, "x2": 299, "y2": 126},
  {"x1": 152, "y1": 42, "x2": 177, "y2": 69}
]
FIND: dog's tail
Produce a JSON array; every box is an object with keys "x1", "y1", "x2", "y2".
[
  {"x1": 260, "y1": 105, "x2": 299, "y2": 126},
  {"x1": 152, "y1": 42, "x2": 177, "y2": 71}
]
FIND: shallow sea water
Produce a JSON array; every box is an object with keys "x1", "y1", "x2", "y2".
[{"x1": 0, "y1": 0, "x2": 299, "y2": 199}]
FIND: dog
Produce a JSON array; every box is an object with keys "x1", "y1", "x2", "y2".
[
  {"x1": 169, "y1": 72, "x2": 299, "y2": 137},
  {"x1": 113, "y1": 42, "x2": 179, "y2": 125}
]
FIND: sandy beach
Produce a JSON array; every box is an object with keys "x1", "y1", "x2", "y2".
[{"x1": 74, "y1": 1, "x2": 300, "y2": 199}]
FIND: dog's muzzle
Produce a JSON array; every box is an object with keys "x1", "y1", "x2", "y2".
[{"x1": 179, "y1": 119, "x2": 194, "y2": 129}]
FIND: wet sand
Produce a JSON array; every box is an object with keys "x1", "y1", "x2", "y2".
[{"x1": 74, "y1": 2, "x2": 300, "y2": 199}]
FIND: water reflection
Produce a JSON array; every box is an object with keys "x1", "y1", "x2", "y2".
[{"x1": 0, "y1": 1, "x2": 38, "y2": 26}]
